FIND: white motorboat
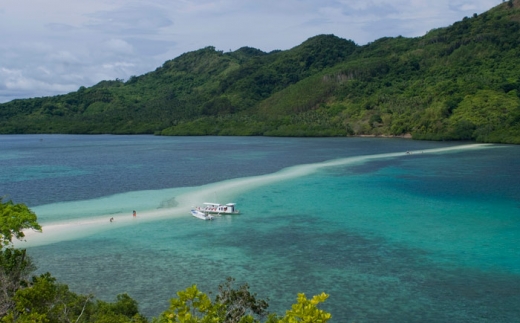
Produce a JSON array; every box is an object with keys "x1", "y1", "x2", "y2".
[
  {"x1": 191, "y1": 209, "x2": 214, "y2": 220},
  {"x1": 196, "y1": 203, "x2": 240, "y2": 215}
]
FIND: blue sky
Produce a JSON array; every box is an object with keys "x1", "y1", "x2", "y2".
[{"x1": 0, "y1": 0, "x2": 500, "y2": 103}]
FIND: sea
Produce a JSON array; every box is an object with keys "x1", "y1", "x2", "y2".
[{"x1": 1, "y1": 135, "x2": 519, "y2": 322}]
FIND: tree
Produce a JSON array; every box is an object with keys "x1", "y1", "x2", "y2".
[
  {"x1": 0, "y1": 249, "x2": 35, "y2": 317},
  {"x1": 0, "y1": 198, "x2": 41, "y2": 247},
  {"x1": 3, "y1": 273, "x2": 148, "y2": 323},
  {"x1": 0, "y1": 198, "x2": 41, "y2": 317},
  {"x1": 269, "y1": 293, "x2": 331, "y2": 323},
  {"x1": 214, "y1": 277, "x2": 269, "y2": 323},
  {"x1": 153, "y1": 282, "x2": 330, "y2": 323},
  {"x1": 153, "y1": 285, "x2": 222, "y2": 323}
]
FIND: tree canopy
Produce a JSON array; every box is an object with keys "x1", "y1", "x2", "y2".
[
  {"x1": 0, "y1": 198, "x2": 41, "y2": 247},
  {"x1": 152, "y1": 284, "x2": 331, "y2": 323}
]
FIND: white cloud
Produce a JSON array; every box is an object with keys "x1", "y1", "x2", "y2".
[
  {"x1": 48, "y1": 51, "x2": 81, "y2": 64},
  {"x1": 104, "y1": 39, "x2": 134, "y2": 54},
  {"x1": 84, "y1": 4, "x2": 174, "y2": 34},
  {"x1": 0, "y1": 67, "x2": 78, "y2": 100},
  {"x1": 0, "y1": 0, "x2": 502, "y2": 103}
]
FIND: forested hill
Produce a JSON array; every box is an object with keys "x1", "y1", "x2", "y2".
[{"x1": 1, "y1": 1, "x2": 520, "y2": 143}]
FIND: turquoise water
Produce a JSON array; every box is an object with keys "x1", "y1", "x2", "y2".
[{"x1": 1, "y1": 135, "x2": 519, "y2": 322}]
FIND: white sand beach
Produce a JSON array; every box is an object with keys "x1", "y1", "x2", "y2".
[{"x1": 15, "y1": 143, "x2": 494, "y2": 248}]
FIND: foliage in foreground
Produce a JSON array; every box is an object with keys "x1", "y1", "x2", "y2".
[
  {"x1": 0, "y1": 199, "x2": 331, "y2": 323},
  {"x1": 2, "y1": 272, "x2": 147, "y2": 323},
  {"x1": 0, "y1": 197, "x2": 41, "y2": 247},
  {"x1": 153, "y1": 284, "x2": 331, "y2": 323}
]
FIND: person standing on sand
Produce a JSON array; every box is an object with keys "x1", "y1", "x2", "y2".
[{"x1": 133, "y1": 210, "x2": 136, "y2": 217}]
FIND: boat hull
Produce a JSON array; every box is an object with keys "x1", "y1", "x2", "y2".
[{"x1": 190, "y1": 210, "x2": 213, "y2": 220}]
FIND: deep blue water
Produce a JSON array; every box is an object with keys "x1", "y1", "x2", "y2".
[{"x1": 1, "y1": 135, "x2": 519, "y2": 322}]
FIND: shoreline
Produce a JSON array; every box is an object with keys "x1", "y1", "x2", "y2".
[{"x1": 355, "y1": 133, "x2": 412, "y2": 139}]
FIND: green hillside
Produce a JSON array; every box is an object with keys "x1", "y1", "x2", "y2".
[{"x1": 1, "y1": 1, "x2": 520, "y2": 143}]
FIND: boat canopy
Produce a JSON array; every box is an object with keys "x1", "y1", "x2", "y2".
[{"x1": 204, "y1": 202, "x2": 236, "y2": 206}]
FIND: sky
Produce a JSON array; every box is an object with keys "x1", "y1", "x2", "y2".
[{"x1": 0, "y1": 0, "x2": 501, "y2": 103}]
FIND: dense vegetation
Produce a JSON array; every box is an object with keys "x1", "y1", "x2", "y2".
[
  {"x1": 0, "y1": 198, "x2": 331, "y2": 322},
  {"x1": 1, "y1": 1, "x2": 520, "y2": 143}
]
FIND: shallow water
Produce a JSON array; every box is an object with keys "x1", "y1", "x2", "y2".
[{"x1": 1, "y1": 135, "x2": 519, "y2": 322}]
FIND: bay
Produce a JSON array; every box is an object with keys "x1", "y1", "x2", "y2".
[{"x1": 1, "y1": 135, "x2": 519, "y2": 322}]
